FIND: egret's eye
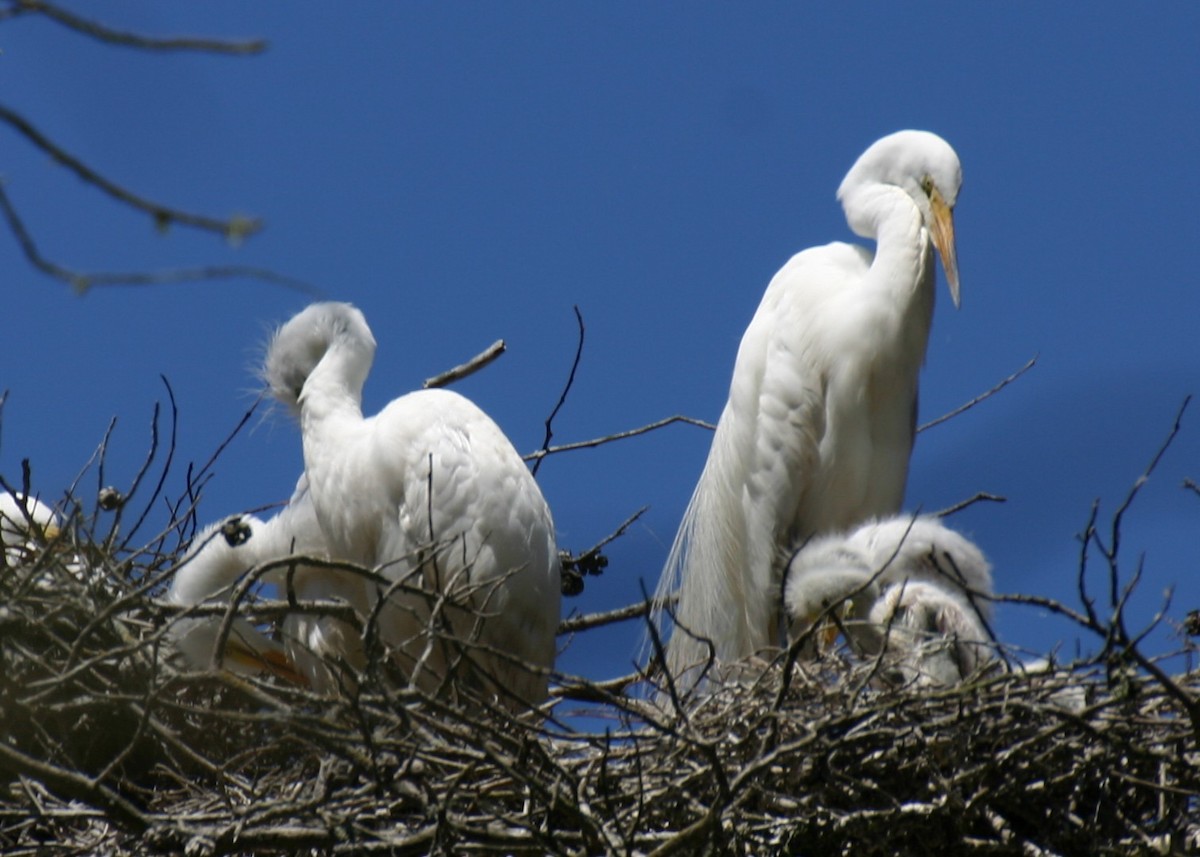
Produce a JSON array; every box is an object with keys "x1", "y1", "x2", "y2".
[
  {"x1": 920, "y1": 176, "x2": 934, "y2": 197},
  {"x1": 221, "y1": 516, "x2": 252, "y2": 547}
]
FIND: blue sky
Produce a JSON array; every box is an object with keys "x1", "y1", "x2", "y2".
[{"x1": 3, "y1": 4, "x2": 1198, "y2": 688}]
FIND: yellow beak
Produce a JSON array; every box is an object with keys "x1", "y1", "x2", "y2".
[
  {"x1": 928, "y1": 187, "x2": 960, "y2": 309},
  {"x1": 223, "y1": 638, "x2": 309, "y2": 686}
]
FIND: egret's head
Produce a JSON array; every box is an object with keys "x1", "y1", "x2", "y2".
[
  {"x1": 784, "y1": 534, "x2": 882, "y2": 653},
  {"x1": 263, "y1": 302, "x2": 377, "y2": 415},
  {"x1": 837, "y1": 130, "x2": 962, "y2": 306},
  {"x1": 868, "y1": 580, "x2": 993, "y2": 687},
  {"x1": 170, "y1": 515, "x2": 266, "y2": 606}
]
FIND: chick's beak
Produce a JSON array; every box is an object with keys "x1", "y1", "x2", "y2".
[
  {"x1": 928, "y1": 187, "x2": 960, "y2": 309},
  {"x1": 224, "y1": 639, "x2": 309, "y2": 687}
]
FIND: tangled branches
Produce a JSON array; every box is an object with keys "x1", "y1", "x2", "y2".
[
  {"x1": 1, "y1": 389, "x2": 1197, "y2": 855},
  {"x1": 1, "y1": 490, "x2": 1197, "y2": 856}
]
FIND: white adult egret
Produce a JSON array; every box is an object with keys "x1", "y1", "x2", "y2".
[
  {"x1": 785, "y1": 515, "x2": 994, "y2": 686},
  {"x1": 0, "y1": 491, "x2": 61, "y2": 566},
  {"x1": 263, "y1": 302, "x2": 562, "y2": 709},
  {"x1": 166, "y1": 476, "x2": 368, "y2": 690},
  {"x1": 653, "y1": 131, "x2": 962, "y2": 681}
]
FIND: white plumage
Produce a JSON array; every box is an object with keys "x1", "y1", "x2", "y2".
[
  {"x1": 266, "y1": 477, "x2": 371, "y2": 691},
  {"x1": 166, "y1": 476, "x2": 367, "y2": 689},
  {"x1": 167, "y1": 511, "x2": 306, "y2": 683},
  {"x1": 786, "y1": 515, "x2": 994, "y2": 686},
  {"x1": 653, "y1": 131, "x2": 962, "y2": 680},
  {"x1": 263, "y1": 302, "x2": 561, "y2": 709},
  {"x1": 0, "y1": 491, "x2": 61, "y2": 566}
]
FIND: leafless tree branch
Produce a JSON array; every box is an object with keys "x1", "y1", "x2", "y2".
[
  {"x1": 0, "y1": 104, "x2": 260, "y2": 240},
  {"x1": 918, "y1": 355, "x2": 1038, "y2": 433},
  {"x1": 423, "y1": 339, "x2": 506, "y2": 389},
  {"x1": 532, "y1": 306, "x2": 585, "y2": 477},
  {"x1": 0, "y1": 0, "x2": 267, "y2": 54},
  {"x1": 0, "y1": 182, "x2": 318, "y2": 295},
  {"x1": 524, "y1": 414, "x2": 715, "y2": 463}
]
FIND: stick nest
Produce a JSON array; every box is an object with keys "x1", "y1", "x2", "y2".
[{"x1": 2, "y1": 522, "x2": 1198, "y2": 857}]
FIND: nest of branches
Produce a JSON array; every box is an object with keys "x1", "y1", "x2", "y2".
[
  {"x1": 1, "y1": 389, "x2": 1198, "y2": 856},
  {"x1": 1, "y1": 497, "x2": 1197, "y2": 857}
]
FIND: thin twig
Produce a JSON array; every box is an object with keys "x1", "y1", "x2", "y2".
[
  {"x1": 918, "y1": 355, "x2": 1037, "y2": 433},
  {"x1": 531, "y1": 306, "x2": 585, "y2": 477},
  {"x1": 3, "y1": 0, "x2": 267, "y2": 53},
  {"x1": 424, "y1": 340, "x2": 506, "y2": 389},
  {"x1": 559, "y1": 599, "x2": 664, "y2": 635},
  {"x1": 0, "y1": 106, "x2": 260, "y2": 239},
  {"x1": 0, "y1": 183, "x2": 318, "y2": 295},
  {"x1": 524, "y1": 415, "x2": 715, "y2": 463},
  {"x1": 933, "y1": 492, "x2": 1006, "y2": 517},
  {"x1": 564, "y1": 506, "x2": 648, "y2": 567}
]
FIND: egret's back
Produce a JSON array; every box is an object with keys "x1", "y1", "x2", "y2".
[
  {"x1": 269, "y1": 301, "x2": 562, "y2": 708},
  {"x1": 368, "y1": 389, "x2": 560, "y2": 707}
]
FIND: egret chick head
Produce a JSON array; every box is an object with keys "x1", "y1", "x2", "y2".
[
  {"x1": 170, "y1": 515, "x2": 268, "y2": 606},
  {"x1": 263, "y1": 302, "x2": 377, "y2": 415},
  {"x1": 869, "y1": 579, "x2": 993, "y2": 686},
  {"x1": 784, "y1": 534, "x2": 882, "y2": 655}
]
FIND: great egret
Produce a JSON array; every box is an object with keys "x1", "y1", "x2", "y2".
[
  {"x1": 264, "y1": 301, "x2": 561, "y2": 709},
  {"x1": 653, "y1": 131, "x2": 962, "y2": 681},
  {"x1": 166, "y1": 476, "x2": 368, "y2": 690},
  {"x1": 0, "y1": 491, "x2": 61, "y2": 566},
  {"x1": 785, "y1": 515, "x2": 994, "y2": 686},
  {"x1": 167, "y1": 513, "x2": 306, "y2": 683}
]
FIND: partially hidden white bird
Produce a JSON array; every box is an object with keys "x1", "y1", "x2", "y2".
[
  {"x1": 785, "y1": 515, "x2": 994, "y2": 686},
  {"x1": 0, "y1": 491, "x2": 61, "y2": 566},
  {"x1": 166, "y1": 476, "x2": 367, "y2": 690},
  {"x1": 653, "y1": 131, "x2": 962, "y2": 682},
  {"x1": 263, "y1": 302, "x2": 562, "y2": 710}
]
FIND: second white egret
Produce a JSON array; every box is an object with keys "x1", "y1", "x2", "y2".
[
  {"x1": 654, "y1": 131, "x2": 963, "y2": 682},
  {"x1": 264, "y1": 302, "x2": 562, "y2": 710}
]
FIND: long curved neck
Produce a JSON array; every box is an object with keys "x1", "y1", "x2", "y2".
[
  {"x1": 845, "y1": 184, "x2": 934, "y2": 323},
  {"x1": 296, "y1": 343, "x2": 377, "y2": 561},
  {"x1": 298, "y1": 342, "x2": 369, "y2": 425},
  {"x1": 172, "y1": 533, "x2": 248, "y2": 606}
]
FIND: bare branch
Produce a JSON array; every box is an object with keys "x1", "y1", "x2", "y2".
[
  {"x1": 423, "y1": 339, "x2": 506, "y2": 389},
  {"x1": 0, "y1": 182, "x2": 318, "y2": 295},
  {"x1": 0, "y1": 104, "x2": 260, "y2": 240},
  {"x1": 1106, "y1": 395, "x2": 1190, "y2": 566},
  {"x1": 531, "y1": 306, "x2": 585, "y2": 477},
  {"x1": 559, "y1": 599, "x2": 661, "y2": 635},
  {"x1": 932, "y1": 491, "x2": 1006, "y2": 517},
  {"x1": 524, "y1": 414, "x2": 715, "y2": 463},
  {"x1": 563, "y1": 506, "x2": 647, "y2": 568},
  {"x1": 918, "y1": 355, "x2": 1037, "y2": 433},
  {"x1": 3, "y1": 0, "x2": 267, "y2": 54}
]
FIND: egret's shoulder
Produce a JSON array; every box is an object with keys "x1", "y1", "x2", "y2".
[
  {"x1": 374, "y1": 387, "x2": 501, "y2": 440},
  {"x1": 771, "y1": 241, "x2": 873, "y2": 287}
]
